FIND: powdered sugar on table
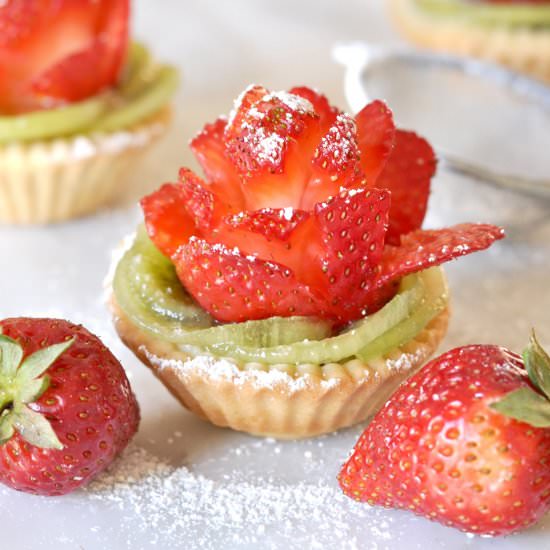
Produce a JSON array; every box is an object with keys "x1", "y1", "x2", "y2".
[{"x1": 85, "y1": 442, "x2": 389, "y2": 550}]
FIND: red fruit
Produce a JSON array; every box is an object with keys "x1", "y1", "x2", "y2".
[
  {"x1": 0, "y1": 318, "x2": 139, "y2": 496},
  {"x1": 141, "y1": 85, "x2": 505, "y2": 324},
  {"x1": 141, "y1": 183, "x2": 197, "y2": 258},
  {"x1": 190, "y1": 117, "x2": 245, "y2": 213},
  {"x1": 355, "y1": 100, "x2": 396, "y2": 185},
  {"x1": 0, "y1": 0, "x2": 129, "y2": 114},
  {"x1": 288, "y1": 86, "x2": 339, "y2": 130},
  {"x1": 300, "y1": 113, "x2": 364, "y2": 210},
  {"x1": 173, "y1": 238, "x2": 321, "y2": 322},
  {"x1": 373, "y1": 223, "x2": 505, "y2": 293},
  {"x1": 225, "y1": 88, "x2": 322, "y2": 210},
  {"x1": 173, "y1": 188, "x2": 391, "y2": 324},
  {"x1": 376, "y1": 130, "x2": 437, "y2": 245},
  {"x1": 314, "y1": 188, "x2": 390, "y2": 319},
  {"x1": 222, "y1": 208, "x2": 310, "y2": 242},
  {"x1": 339, "y1": 334, "x2": 550, "y2": 536}
]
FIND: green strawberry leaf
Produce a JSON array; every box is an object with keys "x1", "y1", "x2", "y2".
[
  {"x1": 0, "y1": 413, "x2": 14, "y2": 444},
  {"x1": 490, "y1": 387, "x2": 550, "y2": 428},
  {"x1": 12, "y1": 406, "x2": 63, "y2": 450},
  {"x1": 523, "y1": 331, "x2": 550, "y2": 400},
  {"x1": 18, "y1": 376, "x2": 50, "y2": 404},
  {"x1": 0, "y1": 335, "x2": 23, "y2": 378},
  {"x1": 16, "y1": 338, "x2": 74, "y2": 384}
]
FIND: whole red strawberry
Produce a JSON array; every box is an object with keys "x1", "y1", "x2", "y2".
[
  {"x1": 0, "y1": 318, "x2": 139, "y2": 496},
  {"x1": 0, "y1": 0, "x2": 129, "y2": 114},
  {"x1": 338, "y1": 333, "x2": 550, "y2": 536}
]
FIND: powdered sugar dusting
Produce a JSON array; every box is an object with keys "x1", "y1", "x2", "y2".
[
  {"x1": 141, "y1": 348, "x2": 342, "y2": 393},
  {"x1": 85, "y1": 442, "x2": 394, "y2": 549},
  {"x1": 263, "y1": 91, "x2": 315, "y2": 114},
  {"x1": 248, "y1": 128, "x2": 285, "y2": 165},
  {"x1": 227, "y1": 84, "x2": 261, "y2": 127},
  {"x1": 315, "y1": 113, "x2": 359, "y2": 175},
  {"x1": 225, "y1": 86, "x2": 317, "y2": 170}
]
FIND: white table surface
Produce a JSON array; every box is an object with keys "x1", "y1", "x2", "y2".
[{"x1": 1, "y1": 1, "x2": 549, "y2": 549}]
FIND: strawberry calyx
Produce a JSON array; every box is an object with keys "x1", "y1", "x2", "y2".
[
  {"x1": 491, "y1": 332, "x2": 550, "y2": 427},
  {"x1": 0, "y1": 334, "x2": 74, "y2": 450}
]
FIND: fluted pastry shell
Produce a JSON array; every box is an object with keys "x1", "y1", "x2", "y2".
[
  {"x1": 390, "y1": 0, "x2": 550, "y2": 83},
  {"x1": 0, "y1": 108, "x2": 171, "y2": 225},
  {"x1": 111, "y1": 295, "x2": 449, "y2": 439}
]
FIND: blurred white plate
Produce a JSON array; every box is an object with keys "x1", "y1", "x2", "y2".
[{"x1": 334, "y1": 43, "x2": 550, "y2": 200}]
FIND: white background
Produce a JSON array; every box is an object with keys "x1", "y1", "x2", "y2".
[{"x1": 1, "y1": 1, "x2": 549, "y2": 549}]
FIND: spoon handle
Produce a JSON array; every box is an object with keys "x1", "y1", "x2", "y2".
[{"x1": 438, "y1": 150, "x2": 550, "y2": 200}]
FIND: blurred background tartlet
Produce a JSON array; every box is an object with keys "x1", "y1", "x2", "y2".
[
  {"x1": 0, "y1": 0, "x2": 177, "y2": 224},
  {"x1": 390, "y1": 0, "x2": 550, "y2": 83}
]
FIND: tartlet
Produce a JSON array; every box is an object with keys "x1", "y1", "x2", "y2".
[
  {"x1": 0, "y1": 1, "x2": 177, "y2": 224},
  {"x1": 390, "y1": 0, "x2": 550, "y2": 83},
  {"x1": 110, "y1": 85, "x2": 504, "y2": 439}
]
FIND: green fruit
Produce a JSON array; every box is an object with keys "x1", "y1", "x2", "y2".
[
  {"x1": 179, "y1": 316, "x2": 332, "y2": 349},
  {"x1": 113, "y1": 227, "x2": 332, "y2": 346},
  {"x1": 0, "y1": 95, "x2": 108, "y2": 144},
  {"x1": 92, "y1": 65, "x2": 178, "y2": 132},
  {"x1": 199, "y1": 272, "x2": 430, "y2": 365},
  {"x1": 415, "y1": 0, "x2": 550, "y2": 27},
  {"x1": 356, "y1": 266, "x2": 448, "y2": 361},
  {"x1": 119, "y1": 42, "x2": 152, "y2": 97},
  {"x1": 113, "y1": 226, "x2": 213, "y2": 337}
]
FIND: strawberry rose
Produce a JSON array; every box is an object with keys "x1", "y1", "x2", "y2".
[
  {"x1": 0, "y1": 0, "x2": 129, "y2": 114},
  {"x1": 142, "y1": 85, "x2": 504, "y2": 324}
]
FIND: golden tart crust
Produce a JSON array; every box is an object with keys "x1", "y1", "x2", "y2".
[
  {"x1": 390, "y1": 0, "x2": 550, "y2": 83},
  {"x1": 111, "y1": 295, "x2": 449, "y2": 439},
  {"x1": 0, "y1": 107, "x2": 171, "y2": 225}
]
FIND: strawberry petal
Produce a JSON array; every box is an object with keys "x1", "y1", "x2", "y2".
[
  {"x1": 178, "y1": 168, "x2": 219, "y2": 233},
  {"x1": 225, "y1": 84, "x2": 269, "y2": 137},
  {"x1": 213, "y1": 208, "x2": 315, "y2": 282},
  {"x1": 355, "y1": 100, "x2": 396, "y2": 185},
  {"x1": 225, "y1": 90, "x2": 321, "y2": 210},
  {"x1": 141, "y1": 183, "x2": 196, "y2": 258},
  {"x1": 374, "y1": 223, "x2": 506, "y2": 291},
  {"x1": 315, "y1": 188, "x2": 391, "y2": 321},
  {"x1": 377, "y1": 130, "x2": 437, "y2": 246},
  {"x1": 190, "y1": 117, "x2": 246, "y2": 213},
  {"x1": 301, "y1": 114, "x2": 364, "y2": 210},
  {"x1": 223, "y1": 208, "x2": 310, "y2": 241},
  {"x1": 173, "y1": 238, "x2": 321, "y2": 322},
  {"x1": 288, "y1": 86, "x2": 339, "y2": 131}
]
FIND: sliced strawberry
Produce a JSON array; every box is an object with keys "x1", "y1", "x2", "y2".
[
  {"x1": 173, "y1": 238, "x2": 322, "y2": 322},
  {"x1": 368, "y1": 224, "x2": 506, "y2": 301},
  {"x1": 178, "y1": 168, "x2": 221, "y2": 234},
  {"x1": 300, "y1": 113, "x2": 364, "y2": 210},
  {"x1": 377, "y1": 130, "x2": 437, "y2": 245},
  {"x1": 223, "y1": 208, "x2": 310, "y2": 241},
  {"x1": 355, "y1": 100, "x2": 396, "y2": 185},
  {"x1": 141, "y1": 183, "x2": 197, "y2": 258},
  {"x1": 225, "y1": 84, "x2": 269, "y2": 136},
  {"x1": 32, "y1": 39, "x2": 116, "y2": 102},
  {"x1": 315, "y1": 188, "x2": 391, "y2": 321},
  {"x1": 190, "y1": 117, "x2": 245, "y2": 213},
  {"x1": 213, "y1": 208, "x2": 317, "y2": 284},
  {"x1": 288, "y1": 86, "x2": 339, "y2": 131},
  {"x1": 225, "y1": 90, "x2": 322, "y2": 210},
  {"x1": 0, "y1": 0, "x2": 129, "y2": 114}
]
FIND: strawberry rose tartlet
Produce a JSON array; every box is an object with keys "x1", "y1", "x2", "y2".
[
  {"x1": 0, "y1": 0, "x2": 177, "y2": 224},
  {"x1": 110, "y1": 85, "x2": 504, "y2": 439}
]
